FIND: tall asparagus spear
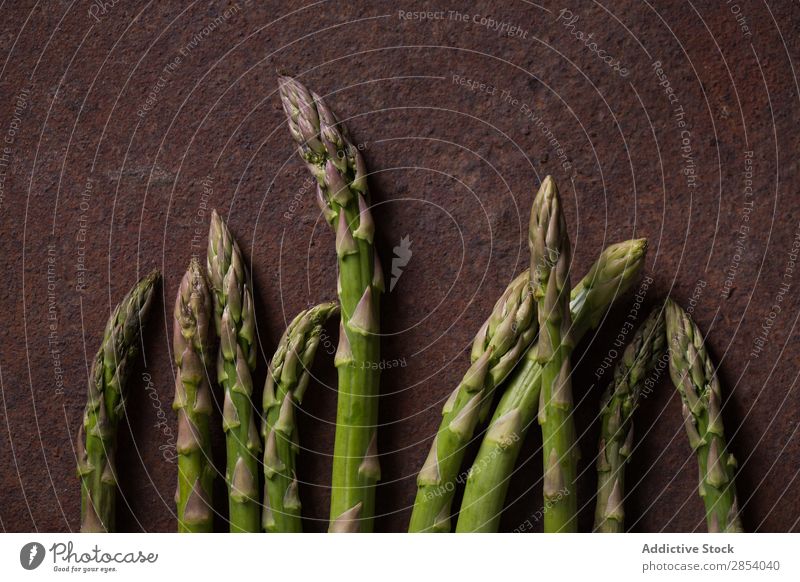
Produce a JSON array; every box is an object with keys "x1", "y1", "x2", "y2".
[
  {"x1": 530, "y1": 177, "x2": 577, "y2": 533},
  {"x1": 207, "y1": 210, "x2": 261, "y2": 533},
  {"x1": 173, "y1": 259, "x2": 215, "y2": 533},
  {"x1": 665, "y1": 300, "x2": 743, "y2": 532},
  {"x1": 409, "y1": 270, "x2": 537, "y2": 532},
  {"x1": 278, "y1": 76, "x2": 382, "y2": 532},
  {"x1": 594, "y1": 307, "x2": 666, "y2": 533},
  {"x1": 455, "y1": 238, "x2": 647, "y2": 532},
  {"x1": 77, "y1": 271, "x2": 159, "y2": 532},
  {"x1": 262, "y1": 302, "x2": 339, "y2": 533}
]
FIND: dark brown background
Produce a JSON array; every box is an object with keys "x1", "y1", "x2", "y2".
[{"x1": 1, "y1": 0, "x2": 798, "y2": 533}]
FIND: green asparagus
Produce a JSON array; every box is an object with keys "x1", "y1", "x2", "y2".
[
  {"x1": 77, "y1": 271, "x2": 159, "y2": 532},
  {"x1": 665, "y1": 299, "x2": 743, "y2": 532},
  {"x1": 173, "y1": 259, "x2": 215, "y2": 533},
  {"x1": 456, "y1": 238, "x2": 647, "y2": 532},
  {"x1": 594, "y1": 307, "x2": 666, "y2": 533},
  {"x1": 262, "y1": 302, "x2": 339, "y2": 533},
  {"x1": 279, "y1": 76, "x2": 382, "y2": 532},
  {"x1": 409, "y1": 270, "x2": 537, "y2": 532},
  {"x1": 207, "y1": 210, "x2": 261, "y2": 533},
  {"x1": 530, "y1": 177, "x2": 577, "y2": 533}
]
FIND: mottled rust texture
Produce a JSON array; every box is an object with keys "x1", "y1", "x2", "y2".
[{"x1": 0, "y1": 1, "x2": 798, "y2": 532}]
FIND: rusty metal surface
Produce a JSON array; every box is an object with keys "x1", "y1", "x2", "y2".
[{"x1": 0, "y1": 1, "x2": 798, "y2": 532}]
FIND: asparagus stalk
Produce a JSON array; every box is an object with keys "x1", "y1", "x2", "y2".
[
  {"x1": 207, "y1": 210, "x2": 261, "y2": 533},
  {"x1": 409, "y1": 271, "x2": 537, "y2": 532},
  {"x1": 594, "y1": 307, "x2": 666, "y2": 533},
  {"x1": 665, "y1": 299, "x2": 743, "y2": 532},
  {"x1": 173, "y1": 259, "x2": 215, "y2": 533},
  {"x1": 262, "y1": 302, "x2": 339, "y2": 533},
  {"x1": 77, "y1": 271, "x2": 159, "y2": 532},
  {"x1": 278, "y1": 76, "x2": 382, "y2": 532},
  {"x1": 528, "y1": 177, "x2": 578, "y2": 533},
  {"x1": 456, "y1": 238, "x2": 647, "y2": 532}
]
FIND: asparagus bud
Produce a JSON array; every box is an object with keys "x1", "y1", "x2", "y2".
[
  {"x1": 262, "y1": 302, "x2": 338, "y2": 532},
  {"x1": 79, "y1": 271, "x2": 159, "y2": 532},
  {"x1": 665, "y1": 300, "x2": 743, "y2": 533},
  {"x1": 208, "y1": 210, "x2": 261, "y2": 532},
  {"x1": 173, "y1": 259, "x2": 215, "y2": 532},
  {"x1": 594, "y1": 307, "x2": 667, "y2": 533},
  {"x1": 279, "y1": 76, "x2": 383, "y2": 532}
]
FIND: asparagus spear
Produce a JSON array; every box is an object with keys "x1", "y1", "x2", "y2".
[
  {"x1": 594, "y1": 307, "x2": 666, "y2": 533},
  {"x1": 665, "y1": 299, "x2": 743, "y2": 532},
  {"x1": 278, "y1": 76, "x2": 382, "y2": 532},
  {"x1": 77, "y1": 271, "x2": 159, "y2": 532},
  {"x1": 173, "y1": 259, "x2": 215, "y2": 533},
  {"x1": 455, "y1": 238, "x2": 647, "y2": 532},
  {"x1": 207, "y1": 210, "x2": 261, "y2": 533},
  {"x1": 409, "y1": 270, "x2": 537, "y2": 532},
  {"x1": 262, "y1": 302, "x2": 339, "y2": 533},
  {"x1": 528, "y1": 177, "x2": 578, "y2": 533}
]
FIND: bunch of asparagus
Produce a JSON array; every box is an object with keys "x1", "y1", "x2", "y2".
[
  {"x1": 174, "y1": 210, "x2": 339, "y2": 534},
  {"x1": 442, "y1": 178, "x2": 656, "y2": 533},
  {"x1": 455, "y1": 238, "x2": 648, "y2": 532},
  {"x1": 172, "y1": 77, "x2": 377, "y2": 534},
  {"x1": 74, "y1": 76, "x2": 745, "y2": 535},
  {"x1": 411, "y1": 177, "x2": 742, "y2": 533},
  {"x1": 409, "y1": 269, "x2": 537, "y2": 532}
]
